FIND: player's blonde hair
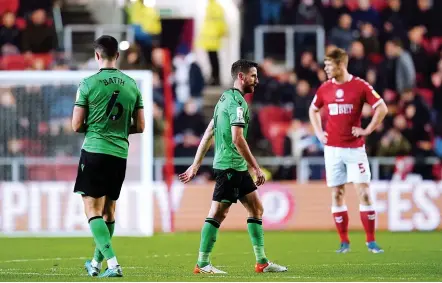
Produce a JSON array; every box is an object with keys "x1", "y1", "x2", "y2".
[{"x1": 325, "y1": 47, "x2": 349, "y2": 67}]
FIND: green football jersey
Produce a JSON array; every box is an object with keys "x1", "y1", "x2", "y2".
[
  {"x1": 74, "y1": 68, "x2": 143, "y2": 159},
  {"x1": 213, "y1": 88, "x2": 250, "y2": 171}
]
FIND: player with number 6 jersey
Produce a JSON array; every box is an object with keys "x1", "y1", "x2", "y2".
[
  {"x1": 309, "y1": 47, "x2": 388, "y2": 254},
  {"x1": 72, "y1": 35, "x2": 145, "y2": 278}
]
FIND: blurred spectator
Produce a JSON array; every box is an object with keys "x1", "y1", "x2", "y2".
[
  {"x1": 277, "y1": 71, "x2": 297, "y2": 107},
  {"x1": 377, "y1": 128, "x2": 411, "y2": 157},
  {"x1": 329, "y1": 14, "x2": 355, "y2": 52},
  {"x1": 18, "y1": 0, "x2": 53, "y2": 17},
  {"x1": 431, "y1": 59, "x2": 442, "y2": 116},
  {"x1": 0, "y1": 89, "x2": 18, "y2": 157},
  {"x1": 125, "y1": 0, "x2": 162, "y2": 61},
  {"x1": 120, "y1": 44, "x2": 147, "y2": 70},
  {"x1": 295, "y1": 51, "x2": 321, "y2": 88},
  {"x1": 152, "y1": 71, "x2": 164, "y2": 108},
  {"x1": 401, "y1": 88, "x2": 431, "y2": 127},
  {"x1": 382, "y1": 39, "x2": 415, "y2": 94},
  {"x1": 408, "y1": 26, "x2": 431, "y2": 87},
  {"x1": 173, "y1": 45, "x2": 205, "y2": 114},
  {"x1": 351, "y1": 0, "x2": 381, "y2": 31},
  {"x1": 323, "y1": 0, "x2": 351, "y2": 33},
  {"x1": 174, "y1": 99, "x2": 206, "y2": 170},
  {"x1": 410, "y1": 0, "x2": 441, "y2": 37},
  {"x1": 153, "y1": 102, "x2": 165, "y2": 157},
  {"x1": 22, "y1": 9, "x2": 57, "y2": 54},
  {"x1": 295, "y1": 0, "x2": 323, "y2": 25},
  {"x1": 261, "y1": 0, "x2": 281, "y2": 25},
  {"x1": 0, "y1": 12, "x2": 21, "y2": 55},
  {"x1": 293, "y1": 80, "x2": 313, "y2": 123},
  {"x1": 348, "y1": 41, "x2": 369, "y2": 78},
  {"x1": 358, "y1": 22, "x2": 380, "y2": 55},
  {"x1": 196, "y1": 0, "x2": 227, "y2": 86},
  {"x1": 380, "y1": 0, "x2": 408, "y2": 46}
]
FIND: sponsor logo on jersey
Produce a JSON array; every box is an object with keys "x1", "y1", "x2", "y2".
[
  {"x1": 236, "y1": 107, "x2": 245, "y2": 123},
  {"x1": 328, "y1": 103, "x2": 353, "y2": 116},
  {"x1": 368, "y1": 214, "x2": 376, "y2": 220}
]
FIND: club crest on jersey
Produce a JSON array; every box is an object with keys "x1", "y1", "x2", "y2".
[{"x1": 335, "y1": 89, "x2": 344, "y2": 102}]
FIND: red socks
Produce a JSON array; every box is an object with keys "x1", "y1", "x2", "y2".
[
  {"x1": 332, "y1": 205, "x2": 376, "y2": 243},
  {"x1": 332, "y1": 205, "x2": 349, "y2": 243},
  {"x1": 359, "y1": 205, "x2": 376, "y2": 242}
]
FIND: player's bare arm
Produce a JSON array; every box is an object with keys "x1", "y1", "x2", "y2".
[
  {"x1": 231, "y1": 125, "x2": 265, "y2": 186},
  {"x1": 72, "y1": 106, "x2": 88, "y2": 133},
  {"x1": 178, "y1": 119, "x2": 215, "y2": 184},
  {"x1": 129, "y1": 108, "x2": 145, "y2": 134},
  {"x1": 352, "y1": 101, "x2": 388, "y2": 137},
  {"x1": 309, "y1": 104, "x2": 328, "y2": 144}
]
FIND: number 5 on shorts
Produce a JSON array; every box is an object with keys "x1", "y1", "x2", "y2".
[{"x1": 358, "y1": 163, "x2": 366, "y2": 174}]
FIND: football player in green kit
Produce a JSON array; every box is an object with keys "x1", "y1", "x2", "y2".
[
  {"x1": 72, "y1": 35, "x2": 145, "y2": 278},
  {"x1": 179, "y1": 59, "x2": 288, "y2": 274}
]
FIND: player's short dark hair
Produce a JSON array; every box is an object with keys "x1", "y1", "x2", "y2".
[
  {"x1": 325, "y1": 47, "x2": 349, "y2": 66},
  {"x1": 93, "y1": 35, "x2": 119, "y2": 60},
  {"x1": 231, "y1": 59, "x2": 258, "y2": 79}
]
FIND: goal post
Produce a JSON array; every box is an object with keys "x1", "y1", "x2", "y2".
[{"x1": 0, "y1": 70, "x2": 154, "y2": 237}]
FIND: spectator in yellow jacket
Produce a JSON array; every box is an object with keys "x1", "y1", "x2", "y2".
[{"x1": 196, "y1": 0, "x2": 227, "y2": 86}]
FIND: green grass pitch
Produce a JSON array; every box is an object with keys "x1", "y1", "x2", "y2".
[{"x1": 0, "y1": 231, "x2": 441, "y2": 281}]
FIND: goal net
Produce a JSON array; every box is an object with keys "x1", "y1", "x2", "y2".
[{"x1": 0, "y1": 70, "x2": 154, "y2": 236}]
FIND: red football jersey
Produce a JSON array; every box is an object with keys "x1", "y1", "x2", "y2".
[{"x1": 311, "y1": 75, "x2": 383, "y2": 148}]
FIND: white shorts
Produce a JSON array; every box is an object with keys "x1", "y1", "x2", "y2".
[{"x1": 323, "y1": 145, "x2": 371, "y2": 187}]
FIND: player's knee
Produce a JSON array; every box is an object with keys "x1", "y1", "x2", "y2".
[
  {"x1": 359, "y1": 190, "x2": 371, "y2": 204},
  {"x1": 250, "y1": 204, "x2": 264, "y2": 219},
  {"x1": 332, "y1": 188, "x2": 345, "y2": 202},
  {"x1": 102, "y1": 210, "x2": 115, "y2": 222},
  {"x1": 210, "y1": 207, "x2": 229, "y2": 223}
]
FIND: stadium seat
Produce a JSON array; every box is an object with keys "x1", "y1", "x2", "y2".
[
  {"x1": 258, "y1": 106, "x2": 292, "y2": 156},
  {"x1": 371, "y1": 0, "x2": 387, "y2": 11},
  {"x1": 0, "y1": 0, "x2": 19, "y2": 14},
  {"x1": 1, "y1": 55, "x2": 27, "y2": 70},
  {"x1": 28, "y1": 53, "x2": 54, "y2": 69}
]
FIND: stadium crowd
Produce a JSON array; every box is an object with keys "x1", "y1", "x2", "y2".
[{"x1": 1, "y1": 0, "x2": 442, "y2": 181}]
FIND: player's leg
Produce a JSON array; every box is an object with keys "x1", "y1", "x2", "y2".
[
  {"x1": 194, "y1": 169, "x2": 234, "y2": 274},
  {"x1": 194, "y1": 201, "x2": 231, "y2": 274},
  {"x1": 82, "y1": 196, "x2": 120, "y2": 275},
  {"x1": 75, "y1": 150, "x2": 123, "y2": 277},
  {"x1": 347, "y1": 147, "x2": 383, "y2": 253},
  {"x1": 90, "y1": 197, "x2": 116, "y2": 272},
  {"x1": 353, "y1": 181, "x2": 384, "y2": 253},
  {"x1": 97, "y1": 154, "x2": 127, "y2": 277},
  {"x1": 239, "y1": 173, "x2": 287, "y2": 273},
  {"x1": 324, "y1": 146, "x2": 350, "y2": 253},
  {"x1": 331, "y1": 185, "x2": 350, "y2": 253}
]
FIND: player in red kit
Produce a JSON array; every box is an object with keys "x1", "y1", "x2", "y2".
[{"x1": 309, "y1": 48, "x2": 388, "y2": 253}]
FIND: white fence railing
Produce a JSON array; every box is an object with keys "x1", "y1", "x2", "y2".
[{"x1": 0, "y1": 156, "x2": 439, "y2": 182}]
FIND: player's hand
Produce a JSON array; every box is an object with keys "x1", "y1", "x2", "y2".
[
  {"x1": 253, "y1": 167, "x2": 266, "y2": 186},
  {"x1": 178, "y1": 164, "x2": 199, "y2": 184},
  {"x1": 352, "y1": 127, "x2": 370, "y2": 137},
  {"x1": 317, "y1": 132, "x2": 328, "y2": 144}
]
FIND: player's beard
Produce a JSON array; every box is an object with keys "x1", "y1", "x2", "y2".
[{"x1": 245, "y1": 83, "x2": 256, "y2": 94}]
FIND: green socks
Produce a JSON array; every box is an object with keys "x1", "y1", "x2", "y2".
[
  {"x1": 197, "y1": 218, "x2": 220, "y2": 267},
  {"x1": 247, "y1": 217, "x2": 268, "y2": 264},
  {"x1": 93, "y1": 221, "x2": 115, "y2": 263},
  {"x1": 88, "y1": 217, "x2": 116, "y2": 260}
]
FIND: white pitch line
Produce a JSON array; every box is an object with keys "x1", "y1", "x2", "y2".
[{"x1": 0, "y1": 271, "x2": 65, "y2": 276}]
